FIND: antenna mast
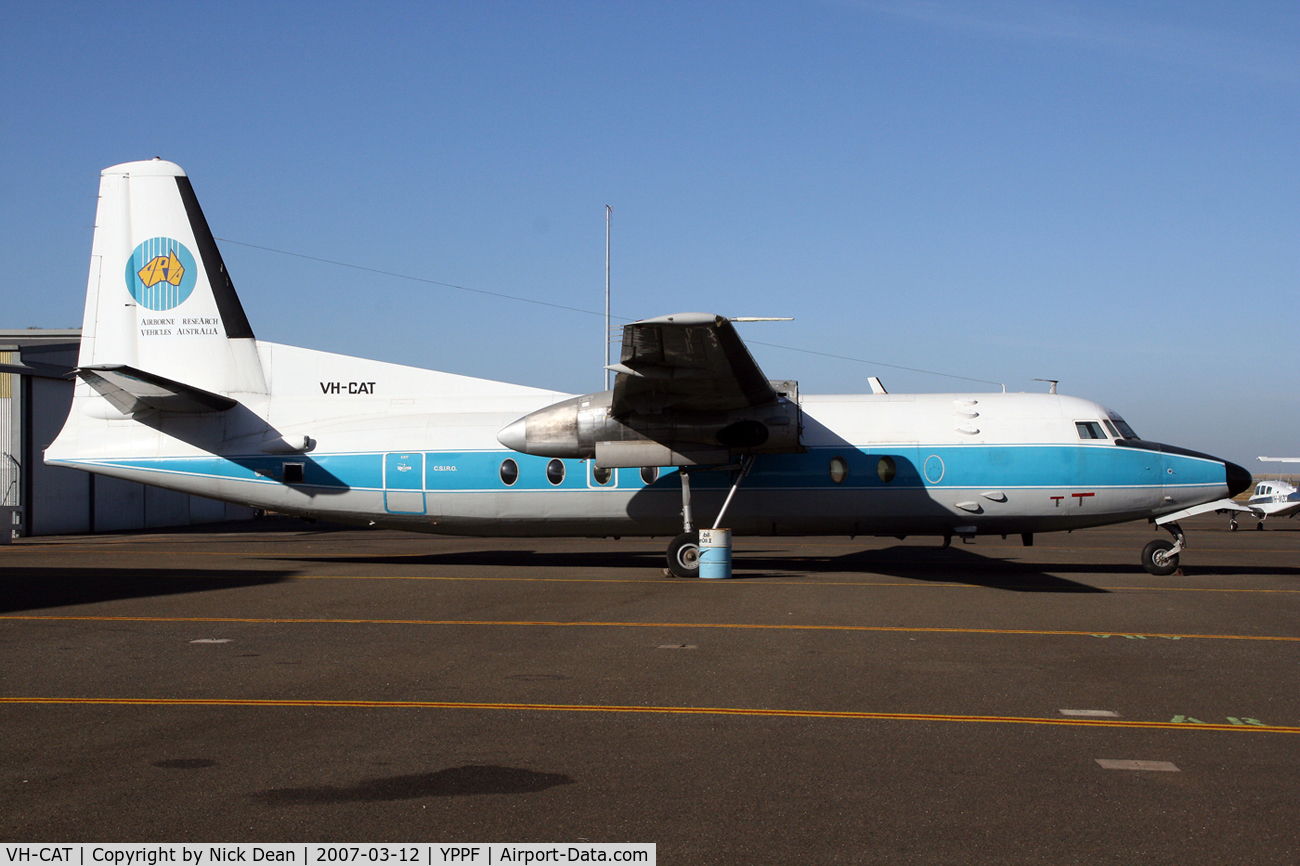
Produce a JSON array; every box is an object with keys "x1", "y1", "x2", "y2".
[{"x1": 605, "y1": 205, "x2": 612, "y2": 390}]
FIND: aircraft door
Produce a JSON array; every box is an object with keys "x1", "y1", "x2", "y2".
[{"x1": 384, "y1": 452, "x2": 426, "y2": 514}]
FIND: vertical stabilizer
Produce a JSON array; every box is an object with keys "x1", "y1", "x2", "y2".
[{"x1": 80, "y1": 159, "x2": 266, "y2": 398}]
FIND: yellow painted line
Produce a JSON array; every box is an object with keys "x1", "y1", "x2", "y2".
[
  {"x1": 0, "y1": 696, "x2": 1294, "y2": 733},
  {"x1": 5, "y1": 614, "x2": 1298, "y2": 643}
]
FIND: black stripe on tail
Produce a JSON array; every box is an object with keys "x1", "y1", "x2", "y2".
[{"x1": 175, "y1": 176, "x2": 255, "y2": 340}]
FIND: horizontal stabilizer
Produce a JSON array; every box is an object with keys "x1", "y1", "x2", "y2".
[
  {"x1": 0, "y1": 361, "x2": 74, "y2": 380},
  {"x1": 78, "y1": 364, "x2": 237, "y2": 415}
]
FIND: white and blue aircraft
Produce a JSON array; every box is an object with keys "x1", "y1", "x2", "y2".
[
  {"x1": 46, "y1": 160, "x2": 1252, "y2": 576},
  {"x1": 1225, "y1": 458, "x2": 1300, "y2": 531}
]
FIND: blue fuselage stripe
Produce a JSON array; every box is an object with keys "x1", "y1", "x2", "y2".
[{"x1": 77, "y1": 443, "x2": 1223, "y2": 493}]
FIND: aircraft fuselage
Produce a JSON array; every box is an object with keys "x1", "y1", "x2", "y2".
[{"x1": 49, "y1": 344, "x2": 1237, "y2": 540}]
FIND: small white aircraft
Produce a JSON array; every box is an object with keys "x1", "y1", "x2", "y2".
[
  {"x1": 46, "y1": 160, "x2": 1252, "y2": 576},
  {"x1": 1226, "y1": 458, "x2": 1300, "y2": 531}
]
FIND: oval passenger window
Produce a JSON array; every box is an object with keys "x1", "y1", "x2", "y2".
[
  {"x1": 500, "y1": 458, "x2": 519, "y2": 486},
  {"x1": 547, "y1": 459, "x2": 566, "y2": 485}
]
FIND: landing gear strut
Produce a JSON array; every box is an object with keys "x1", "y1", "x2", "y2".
[{"x1": 666, "y1": 469, "x2": 700, "y2": 577}]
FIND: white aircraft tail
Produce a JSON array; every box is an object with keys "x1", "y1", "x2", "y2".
[{"x1": 78, "y1": 159, "x2": 267, "y2": 410}]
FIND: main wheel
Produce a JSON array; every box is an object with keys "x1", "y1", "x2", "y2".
[
  {"x1": 1229, "y1": 519, "x2": 1238, "y2": 531},
  {"x1": 1141, "y1": 539, "x2": 1179, "y2": 576},
  {"x1": 667, "y1": 531, "x2": 700, "y2": 577}
]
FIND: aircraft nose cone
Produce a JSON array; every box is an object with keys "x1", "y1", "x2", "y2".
[
  {"x1": 497, "y1": 417, "x2": 527, "y2": 453},
  {"x1": 1225, "y1": 459, "x2": 1252, "y2": 498}
]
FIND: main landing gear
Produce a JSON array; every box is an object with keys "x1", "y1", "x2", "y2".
[{"x1": 665, "y1": 458, "x2": 754, "y2": 577}]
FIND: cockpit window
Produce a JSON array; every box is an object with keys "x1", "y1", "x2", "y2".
[
  {"x1": 1102, "y1": 419, "x2": 1121, "y2": 439},
  {"x1": 1076, "y1": 421, "x2": 1107, "y2": 440},
  {"x1": 1107, "y1": 413, "x2": 1140, "y2": 439}
]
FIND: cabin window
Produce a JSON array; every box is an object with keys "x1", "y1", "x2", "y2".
[
  {"x1": 1075, "y1": 421, "x2": 1106, "y2": 440},
  {"x1": 546, "y1": 459, "x2": 566, "y2": 485},
  {"x1": 499, "y1": 458, "x2": 519, "y2": 486},
  {"x1": 592, "y1": 465, "x2": 613, "y2": 485},
  {"x1": 877, "y1": 456, "x2": 897, "y2": 483},
  {"x1": 640, "y1": 466, "x2": 659, "y2": 485},
  {"x1": 283, "y1": 462, "x2": 305, "y2": 484},
  {"x1": 829, "y1": 456, "x2": 848, "y2": 484}
]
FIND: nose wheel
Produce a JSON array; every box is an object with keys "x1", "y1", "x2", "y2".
[
  {"x1": 1142, "y1": 520, "x2": 1185, "y2": 576},
  {"x1": 1141, "y1": 538, "x2": 1179, "y2": 576}
]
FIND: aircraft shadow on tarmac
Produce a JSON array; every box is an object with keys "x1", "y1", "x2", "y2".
[
  {"x1": 281, "y1": 545, "x2": 1109, "y2": 593},
  {"x1": 253, "y1": 765, "x2": 573, "y2": 804},
  {"x1": 740, "y1": 545, "x2": 1110, "y2": 592},
  {"x1": 0, "y1": 567, "x2": 294, "y2": 613}
]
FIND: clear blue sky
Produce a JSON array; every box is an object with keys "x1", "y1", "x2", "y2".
[{"x1": 2, "y1": 1, "x2": 1296, "y2": 469}]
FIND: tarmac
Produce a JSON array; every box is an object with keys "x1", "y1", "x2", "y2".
[{"x1": 2, "y1": 515, "x2": 1299, "y2": 863}]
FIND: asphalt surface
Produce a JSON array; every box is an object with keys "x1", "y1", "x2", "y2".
[{"x1": 2, "y1": 516, "x2": 1299, "y2": 863}]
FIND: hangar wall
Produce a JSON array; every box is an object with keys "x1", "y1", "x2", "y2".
[{"x1": 0, "y1": 330, "x2": 252, "y2": 538}]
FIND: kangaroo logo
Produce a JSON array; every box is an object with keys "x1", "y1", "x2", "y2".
[{"x1": 125, "y1": 237, "x2": 198, "y2": 311}]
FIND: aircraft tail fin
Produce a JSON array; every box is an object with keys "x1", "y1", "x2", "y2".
[{"x1": 79, "y1": 159, "x2": 266, "y2": 400}]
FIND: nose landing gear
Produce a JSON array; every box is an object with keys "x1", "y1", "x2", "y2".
[
  {"x1": 1142, "y1": 515, "x2": 1187, "y2": 575},
  {"x1": 1142, "y1": 536, "x2": 1180, "y2": 576}
]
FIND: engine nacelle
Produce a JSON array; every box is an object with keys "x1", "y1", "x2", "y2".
[{"x1": 497, "y1": 388, "x2": 803, "y2": 467}]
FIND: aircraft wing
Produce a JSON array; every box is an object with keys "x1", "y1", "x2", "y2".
[
  {"x1": 1157, "y1": 499, "x2": 1260, "y2": 523},
  {"x1": 78, "y1": 364, "x2": 237, "y2": 414},
  {"x1": 608, "y1": 313, "x2": 778, "y2": 416}
]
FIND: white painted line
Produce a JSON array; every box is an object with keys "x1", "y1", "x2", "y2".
[
  {"x1": 189, "y1": 639, "x2": 233, "y2": 644},
  {"x1": 1060, "y1": 709, "x2": 1121, "y2": 718},
  {"x1": 1095, "y1": 759, "x2": 1179, "y2": 772}
]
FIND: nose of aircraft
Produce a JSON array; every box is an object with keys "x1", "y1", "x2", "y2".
[{"x1": 1225, "y1": 459, "x2": 1252, "y2": 498}]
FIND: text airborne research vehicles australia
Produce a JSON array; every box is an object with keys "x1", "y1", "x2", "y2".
[{"x1": 45, "y1": 159, "x2": 1251, "y2": 575}]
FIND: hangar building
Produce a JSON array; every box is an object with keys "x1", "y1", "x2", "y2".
[{"x1": 1, "y1": 329, "x2": 251, "y2": 540}]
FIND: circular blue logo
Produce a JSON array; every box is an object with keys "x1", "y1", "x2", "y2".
[{"x1": 124, "y1": 237, "x2": 198, "y2": 311}]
